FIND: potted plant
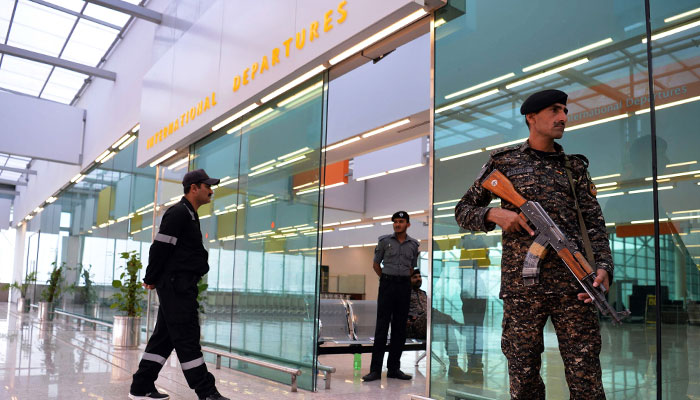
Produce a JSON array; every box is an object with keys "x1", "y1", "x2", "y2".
[
  {"x1": 2, "y1": 271, "x2": 36, "y2": 313},
  {"x1": 111, "y1": 251, "x2": 146, "y2": 349},
  {"x1": 39, "y1": 262, "x2": 64, "y2": 321},
  {"x1": 78, "y1": 264, "x2": 99, "y2": 317}
]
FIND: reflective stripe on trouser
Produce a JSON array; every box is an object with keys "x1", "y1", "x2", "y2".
[{"x1": 131, "y1": 277, "x2": 216, "y2": 398}]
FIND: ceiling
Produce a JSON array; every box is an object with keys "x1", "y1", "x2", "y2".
[{"x1": 0, "y1": 0, "x2": 141, "y2": 104}]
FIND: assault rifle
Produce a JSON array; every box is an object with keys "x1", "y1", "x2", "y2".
[{"x1": 482, "y1": 169, "x2": 630, "y2": 324}]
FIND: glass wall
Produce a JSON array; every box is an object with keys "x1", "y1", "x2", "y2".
[
  {"x1": 23, "y1": 129, "x2": 155, "y2": 330},
  {"x1": 432, "y1": 0, "x2": 700, "y2": 399},
  {"x1": 649, "y1": 2, "x2": 700, "y2": 399},
  {"x1": 187, "y1": 74, "x2": 327, "y2": 390}
]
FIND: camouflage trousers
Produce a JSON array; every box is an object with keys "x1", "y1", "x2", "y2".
[{"x1": 501, "y1": 293, "x2": 604, "y2": 400}]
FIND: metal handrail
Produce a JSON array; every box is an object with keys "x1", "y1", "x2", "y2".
[
  {"x1": 201, "y1": 346, "x2": 302, "y2": 392},
  {"x1": 54, "y1": 309, "x2": 113, "y2": 328},
  {"x1": 445, "y1": 389, "x2": 495, "y2": 400},
  {"x1": 410, "y1": 395, "x2": 436, "y2": 400},
  {"x1": 317, "y1": 364, "x2": 336, "y2": 390}
]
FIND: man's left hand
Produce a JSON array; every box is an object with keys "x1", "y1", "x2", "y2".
[{"x1": 577, "y1": 269, "x2": 609, "y2": 303}]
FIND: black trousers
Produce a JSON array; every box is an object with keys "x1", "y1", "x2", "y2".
[
  {"x1": 370, "y1": 274, "x2": 411, "y2": 372},
  {"x1": 131, "y1": 273, "x2": 216, "y2": 398}
]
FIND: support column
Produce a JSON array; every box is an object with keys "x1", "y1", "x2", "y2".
[{"x1": 10, "y1": 223, "x2": 27, "y2": 304}]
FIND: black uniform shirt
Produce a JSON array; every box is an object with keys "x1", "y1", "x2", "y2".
[{"x1": 143, "y1": 197, "x2": 209, "y2": 286}]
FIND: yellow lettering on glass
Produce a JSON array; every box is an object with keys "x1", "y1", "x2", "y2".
[
  {"x1": 196, "y1": 101, "x2": 203, "y2": 116},
  {"x1": 233, "y1": 76, "x2": 241, "y2": 92},
  {"x1": 271, "y1": 48, "x2": 280, "y2": 65},
  {"x1": 242, "y1": 68, "x2": 249, "y2": 85}
]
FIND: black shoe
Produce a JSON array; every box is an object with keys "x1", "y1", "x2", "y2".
[
  {"x1": 199, "y1": 391, "x2": 230, "y2": 400},
  {"x1": 387, "y1": 369, "x2": 412, "y2": 380},
  {"x1": 128, "y1": 391, "x2": 170, "y2": 400},
  {"x1": 362, "y1": 371, "x2": 382, "y2": 382}
]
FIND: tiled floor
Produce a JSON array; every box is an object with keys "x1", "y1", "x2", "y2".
[
  {"x1": 3, "y1": 302, "x2": 699, "y2": 399},
  {"x1": 0, "y1": 302, "x2": 426, "y2": 399}
]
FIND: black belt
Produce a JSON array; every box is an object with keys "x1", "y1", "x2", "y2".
[{"x1": 381, "y1": 273, "x2": 410, "y2": 282}]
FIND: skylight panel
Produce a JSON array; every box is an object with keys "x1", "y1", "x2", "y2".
[
  {"x1": 0, "y1": 171, "x2": 22, "y2": 180},
  {"x1": 0, "y1": 55, "x2": 52, "y2": 95},
  {"x1": 8, "y1": 0, "x2": 76, "y2": 57},
  {"x1": 84, "y1": 3, "x2": 130, "y2": 27},
  {"x1": 45, "y1": 0, "x2": 86, "y2": 13},
  {"x1": 41, "y1": 67, "x2": 87, "y2": 104},
  {"x1": 7, "y1": 156, "x2": 30, "y2": 167},
  {"x1": 0, "y1": 0, "x2": 14, "y2": 43},
  {"x1": 61, "y1": 18, "x2": 118, "y2": 66}
]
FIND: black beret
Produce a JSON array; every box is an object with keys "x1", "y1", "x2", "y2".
[
  {"x1": 520, "y1": 89, "x2": 568, "y2": 115},
  {"x1": 391, "y1": 211, "x2": 409, "y2": 222}
]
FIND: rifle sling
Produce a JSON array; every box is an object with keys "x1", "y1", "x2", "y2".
[{"x1": 564, "y1": 156, "x2": 596, "y2": 268}]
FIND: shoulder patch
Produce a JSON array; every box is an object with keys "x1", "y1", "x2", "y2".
[{"x1": 569, "y1": 154, "x2": 589, "y2": 168}]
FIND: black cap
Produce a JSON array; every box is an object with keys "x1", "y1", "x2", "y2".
[
  {"x1": 412, "y1": 268, "x2": 421, "y2": 276},
  {"x1": 182, "y1": 169, "x2": 220, "y2": 187},
  {"x1": 391, "y1": 211, "x2": 410, "y2": 222},
  {"x1": 520, "y1": 89, "x2": 568, "y2": 115}
]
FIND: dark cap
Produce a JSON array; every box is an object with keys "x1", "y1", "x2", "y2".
[
  {"x1": 391, "y1": 211, "x2": 410, "y2": 222},
  {"x1": 182, "y1": 169, "x2": 220, "y2": 187},
  {"x1": 520, "y1": 89, "x2": 568, "y2": 115},
  {"x1": 412, "y1": 268, "x2": 421, "y2": 276}
]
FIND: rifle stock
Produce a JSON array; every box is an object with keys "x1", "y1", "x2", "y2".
[
  {"x1": 480, "y1": 168, "x2": 629, "y2": 324},
  {"x1": 481, "y1": 170, "x2": 527, "y2": 207}
]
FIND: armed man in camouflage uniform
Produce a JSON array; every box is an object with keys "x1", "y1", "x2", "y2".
[{"x1": 455, "y1": 89, "x2": 613, "y2": 399}]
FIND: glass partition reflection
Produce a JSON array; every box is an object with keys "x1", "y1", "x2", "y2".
[
  {"x1": 648, "y1": 2, "x2": 700, "y2": 399},
  {"x1": 431, "y1": 0, "x2": 663, "y2": 398},
  {"x1": 26, "y1": 130, "x2": 155, "y2": 328},
  {"x1": 191, "y1": 74, "x2": 326, "y2": 390}
]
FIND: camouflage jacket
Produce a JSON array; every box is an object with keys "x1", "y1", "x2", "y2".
[
  {"x1": 409, "y1": 287, "x2": 427, "y2": 319},
  {"x1": 455, "y1": 140, "x2": 614, "y2": 298}
]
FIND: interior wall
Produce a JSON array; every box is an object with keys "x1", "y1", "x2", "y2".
[{"x1": 322, "y1": 247, "x2": 379, "y2": 301}]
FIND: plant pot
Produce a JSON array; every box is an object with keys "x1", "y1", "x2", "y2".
[
  {"x1": 38, "y1": 301, "x2": 54, "y2": 321},
  {"x1": 112, "y1": 316, "x2": 141, "y2": 349},
  {"x1": 17, "y1": 297, "x2": 30, "y2": 313}
]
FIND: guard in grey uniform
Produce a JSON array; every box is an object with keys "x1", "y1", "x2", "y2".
[{"x1": 362, "y1": 211, "x2": 420, "y2": 382}]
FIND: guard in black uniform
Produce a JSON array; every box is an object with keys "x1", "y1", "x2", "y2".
[
  {"x1": 362, "y1": 211, "x2": 420, "y2": 382},
  {"x1": 129, "y1": 169, "x2": 230, "y2": 400}
]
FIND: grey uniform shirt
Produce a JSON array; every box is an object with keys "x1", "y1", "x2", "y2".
[{"x1": 373, "y1": 233, "x2": 420, "y2": 277}]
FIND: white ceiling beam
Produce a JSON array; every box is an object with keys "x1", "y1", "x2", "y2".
[
  {"x1": 0, "y1": 166, "x2": 36, "y2": 175},
  {"x1": 0, "y1": 43, "x2": 117, "y2": 81},
  {"x1": 84, "y1": 0, "x2": 162, "y2": 24},
  {"x1": 0, "y1": 178, "x2": 26, "y2": 186},
  {"x1": 28, "y1": 0, "x2": 123, "y2": 31}
]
